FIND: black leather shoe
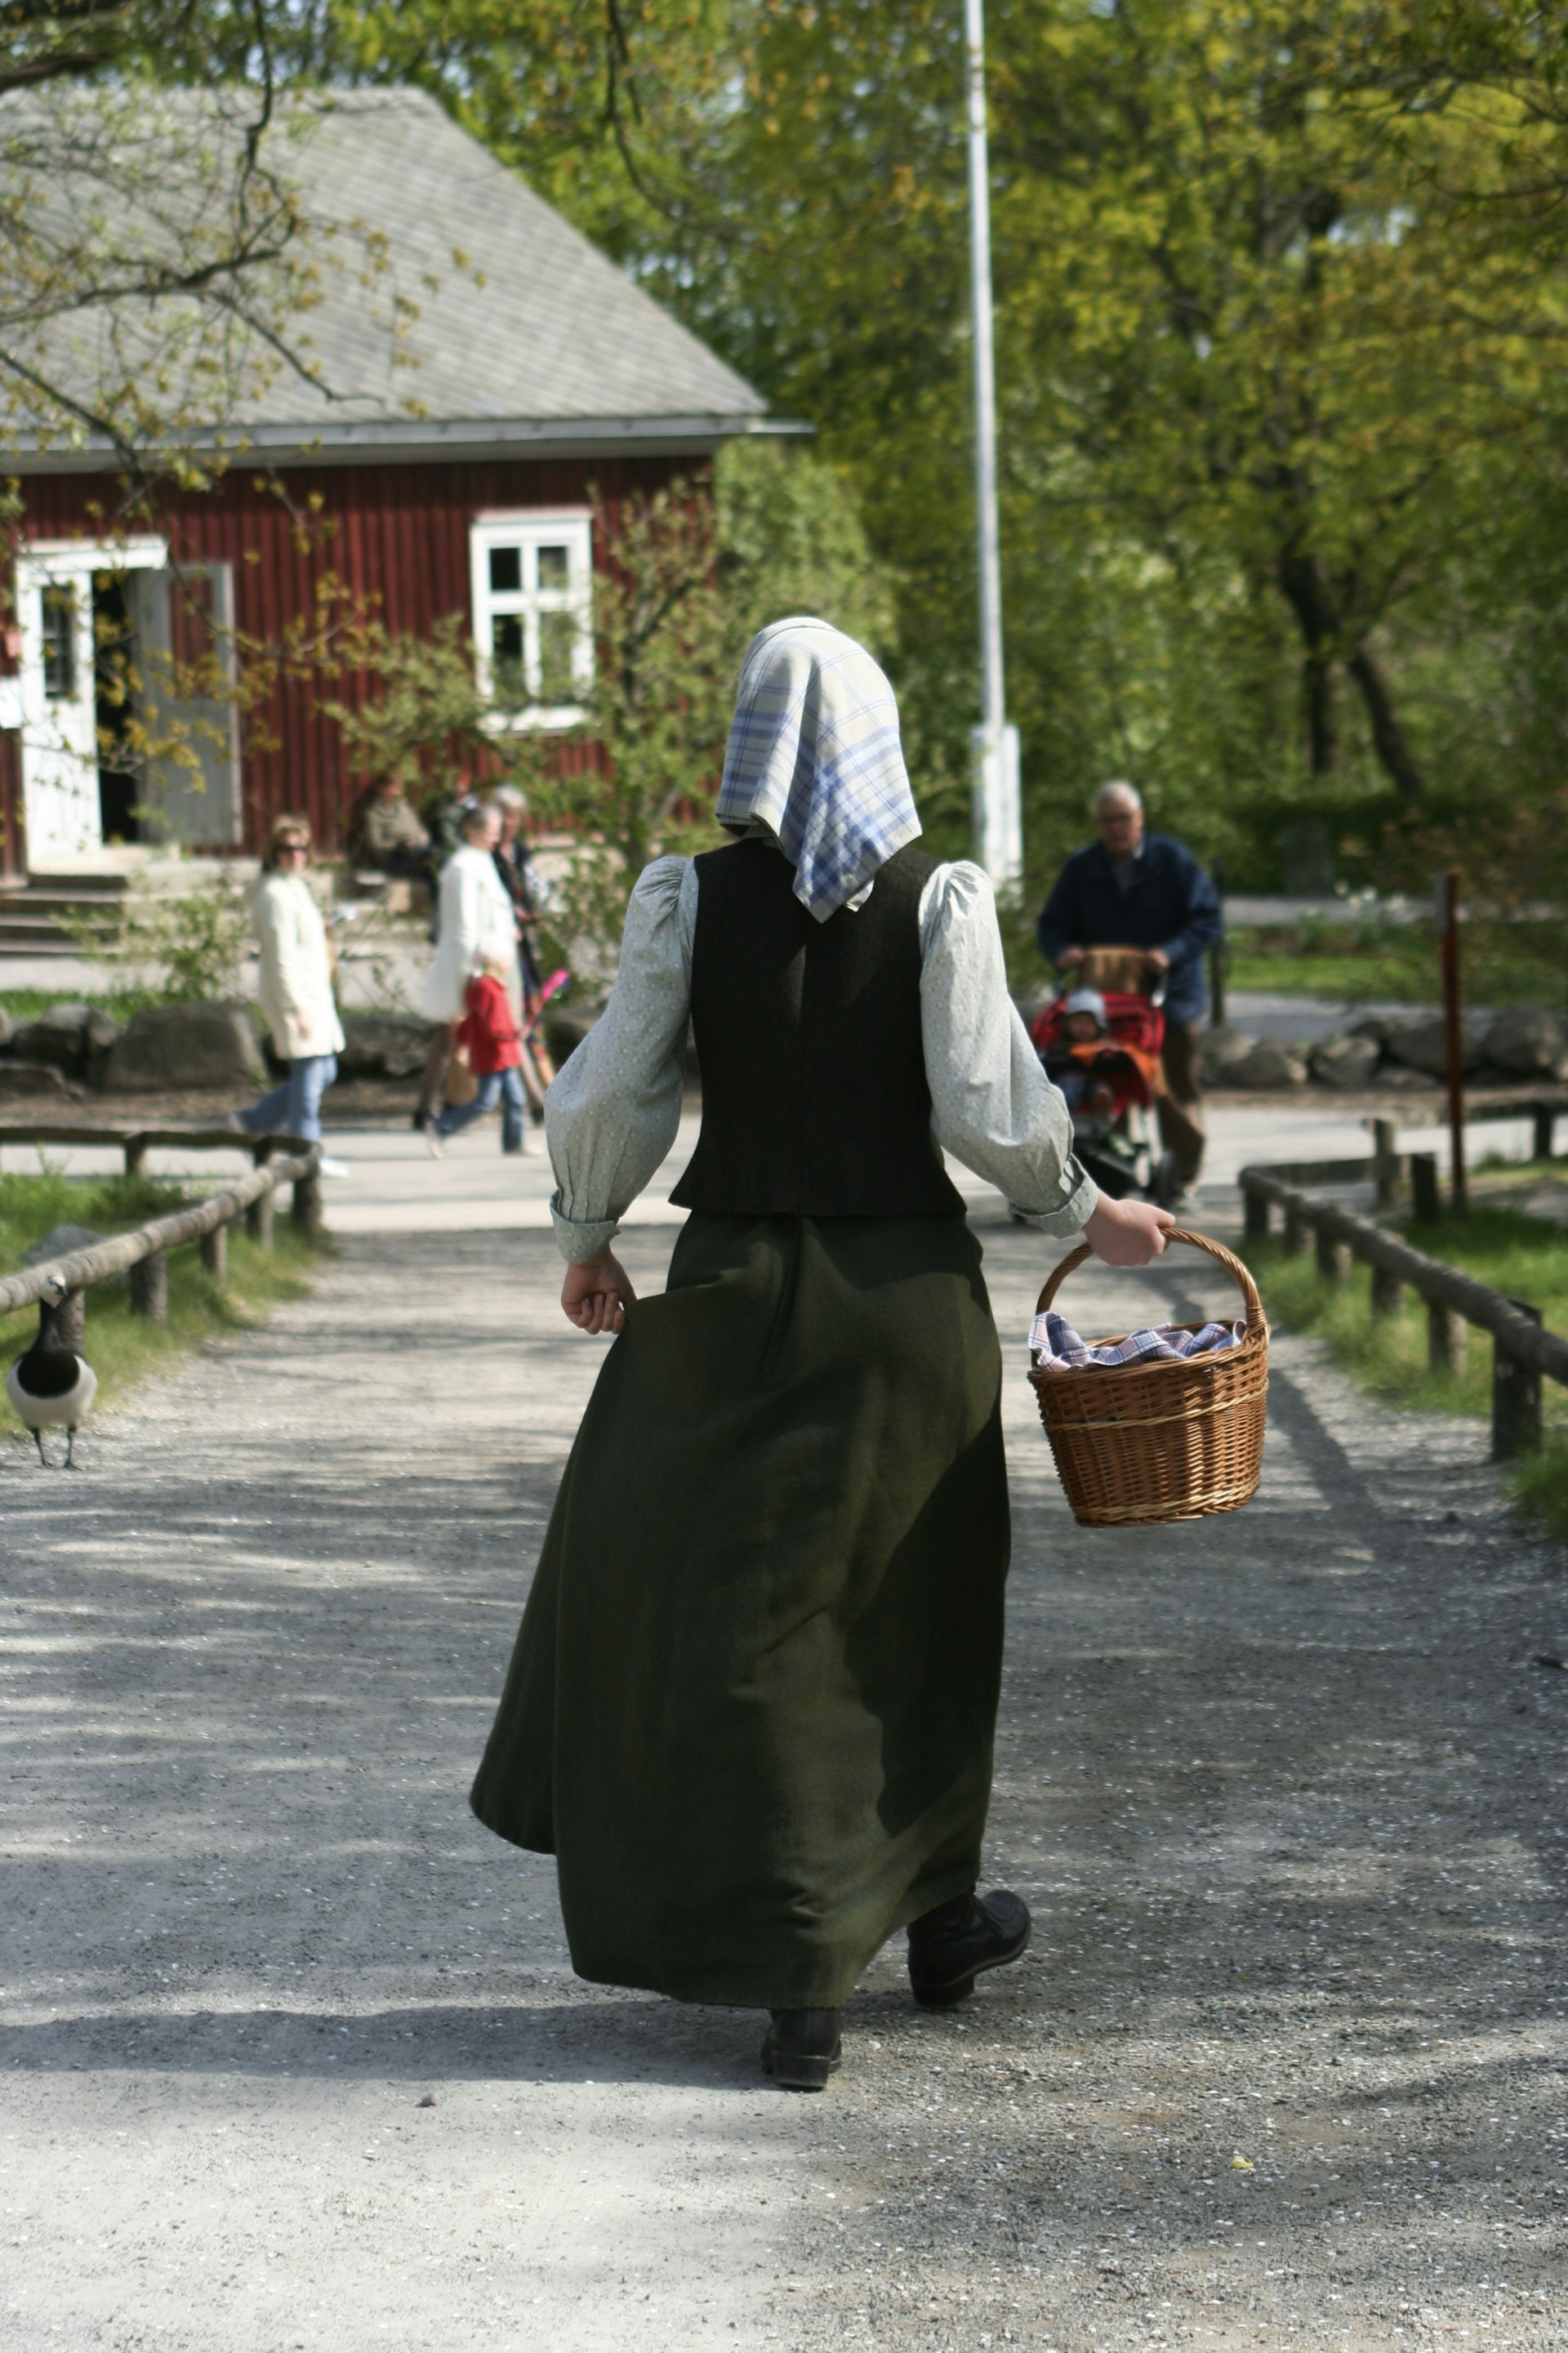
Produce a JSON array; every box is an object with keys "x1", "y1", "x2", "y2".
[
  {"x1": 760, "y1": 2008, "x2": 842, "y2": 2092},
  {"x1": 907, "y1": 1887, "x2": 1031, "y2": 2008}
]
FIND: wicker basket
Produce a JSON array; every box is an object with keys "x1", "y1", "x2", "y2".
[{"x1": 1027, "y1": 1228, "x2": 1268, "y2": 1528}]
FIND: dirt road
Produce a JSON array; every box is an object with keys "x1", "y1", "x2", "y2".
[{"x1": 3, "y1": 1205, "x2": 1565, "y2": 2351}]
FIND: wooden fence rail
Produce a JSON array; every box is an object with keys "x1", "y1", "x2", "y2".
[
  {"x1": 0, "y1": 1123, "x2": 301, "y2": 1178},
  {"x1": 1239, "y1": 1162, "x2": 1567, "y2": 1463},
  {"x1": 0, "y1": 1137, "x2": 321, "y2": 1344}
]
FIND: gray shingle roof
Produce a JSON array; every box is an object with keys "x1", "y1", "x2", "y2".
[
  {"x1": 262, "y1": 90, "x2": 766, "y2": 434},
  {"x1": 8, "y1": 87, "x2": 777, "y2": 464}
]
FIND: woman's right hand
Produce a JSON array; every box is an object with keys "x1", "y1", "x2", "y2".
[
  {"x1": 1084, "y1": 1196, "x2": 1174, "y2": 1265},
  {"x1": 561, "y1": 1250, "x2": 637, "y2": 1335}
]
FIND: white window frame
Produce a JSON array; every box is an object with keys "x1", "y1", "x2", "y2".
[{"x1": 469, "y1": 509, "x2": 594, "y2": 730}]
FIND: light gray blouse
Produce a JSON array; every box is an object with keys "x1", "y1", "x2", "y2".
[{"x1": 546, "y1": 854, "x2": 1100, "y2": 1262}]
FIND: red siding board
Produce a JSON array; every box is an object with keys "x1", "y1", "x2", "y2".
[{"x1": 11, "y1": 452, "x2": 693, "y2": 850}]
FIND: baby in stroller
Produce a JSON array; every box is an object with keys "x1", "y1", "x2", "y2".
[{"x1": 1030, "y1": 977, "x2": 1176, "y2": 1203}]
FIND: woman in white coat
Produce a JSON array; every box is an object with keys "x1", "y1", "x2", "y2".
[
  {"x1": 239, "y1": 814, "x2": 348, "y2": 1173},
  {"x1": 415, "y1": 799, "x2": 519, "y2": 1128}
]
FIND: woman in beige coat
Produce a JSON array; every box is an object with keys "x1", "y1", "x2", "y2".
[{"x1": 238, "y1": 814, "x2": 348, "y2": 1171}]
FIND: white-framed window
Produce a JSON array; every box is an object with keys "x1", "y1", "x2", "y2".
[{"x1": 469, "y1": 510, "x2": 594, "y2": 728}]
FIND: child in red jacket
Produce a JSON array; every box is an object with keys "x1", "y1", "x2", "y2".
[{"x1": 428, "y1": 956, "x2": 536, "y2": 1155}]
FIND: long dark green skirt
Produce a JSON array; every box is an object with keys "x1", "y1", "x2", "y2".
[{"x1": 470, "y1": 1210, "x2": 1009, "y2": 2009}]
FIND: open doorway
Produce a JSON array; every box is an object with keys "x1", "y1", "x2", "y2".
[{"x1": 93, "y1": 571, "x2": 140, "y2": 844}]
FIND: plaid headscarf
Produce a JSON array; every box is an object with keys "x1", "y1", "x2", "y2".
[{"x1": 716, "y1": 617, "x2": 920, "y2": 921}]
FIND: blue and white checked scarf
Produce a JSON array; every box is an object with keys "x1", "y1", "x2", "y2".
[
  {"x1": 1031, "y1": 1310, "x2": 1246, "y2": 1370},
  {"x1": 716, "y1": 617, "x2": 920, "y2": 921}
]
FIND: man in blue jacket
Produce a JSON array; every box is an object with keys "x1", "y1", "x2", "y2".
[{"x1": 1036, "y1": 781, "x2": 1223, "y2": 1188}]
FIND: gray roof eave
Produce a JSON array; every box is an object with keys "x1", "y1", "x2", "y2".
[{"x1": 3, "y1": 412, "x2": 814, "y2": 476}]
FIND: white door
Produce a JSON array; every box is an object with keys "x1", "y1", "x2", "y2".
[{"x1": 13, "y1": 537, "x2": 167, "y2": 864}]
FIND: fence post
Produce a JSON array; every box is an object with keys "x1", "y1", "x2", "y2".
[
  {"x1": 130, "y1": 1249, "x2": 168, "y2": 1323},
  {"x1": 1493, "y1": 1302, "x2": 1544, "y2": 1461},
  {"x1": 201, "y1": 1223, "x2": 228, "y2": 1284},
  {"x1": 1316, "y1": 1228, "x2": 1352, "y2": 1285},
  {"x1": 1209, "y1": 854, "x2": 1227, "y2": 1029},
  {"x1": 1427, "y1": 1299, "x2": 1467, "y2": 1375},
  {"x1": 292, "y1": 1167, "x2": 323, "y2": 1241},
  {"x1": 56, "y1": 1288, "x2": 85, "y2": 1353},
  {"x1": 1410, "y1": 1153, "x2": 1441, "y2": 1223},
  {"x1": 1370, "y1": 1265, "x2": 1403, "y2": 1319},
  {"x1": 246, "y1": 1187, "x2": 274, "y2": 1250},
  {"x1": 1283, "y1": 1200, "x2": 1309, "y2": 1258},
  {"x1": 1243, "y1": 1185, "x2": 1269, "y2": 1245},
  {"x1": 1371, "y1": 1118, "x2": 1399, "y2": 1211},
  {"x1": 1534, "y1": 1107, "x2": 1555, "y2": 1163},
  {"x1": 123, "y1": 1134, "x2": 148, "y2": 1179}
]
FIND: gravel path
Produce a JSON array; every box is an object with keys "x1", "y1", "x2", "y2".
[{"x1": 3, "y1": 1213, "x2": 1566, "y2": 2352}]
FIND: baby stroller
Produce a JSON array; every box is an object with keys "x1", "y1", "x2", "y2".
[{"x1": 1029, "y1": 948, "x2": 1182, "y2": 1206}]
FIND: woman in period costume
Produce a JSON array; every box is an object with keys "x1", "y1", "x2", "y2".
[{"x1": 470, "y1": 620, "x2": 1171, "y2": 2090}]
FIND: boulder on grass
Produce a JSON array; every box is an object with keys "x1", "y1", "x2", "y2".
[
  {"x1": 337, "y1": 1013, "x2": 441, "y2": 1081},
  {"x1": 1233, "y1": 1042, "x2": 1308, "y2": 1089},
  {"x1": 9, "y1": 1002, "x2": 118, "y2": 1076},
  {"x1": 1310, "y1": 1032, "x2": 1383, "y2": 1090},
  {"x1": 1200, "y1": 1028, "x2": 1258, "y2": 1083},
  {"x1": 20, "y1": 1222, "x2": 128, "y2": 1287},
  {"x1": 0, "y1": 1061, "x2": 78, "y2": 1098},
  {"x1": 98, "y1": 1001, "x2": 266, "y2": 1093},
  {"x1": 1383, "y1": 1014, "x2": 1486, "y2": 1077},
  {"x1": 23, "y1": 1222, "x2": 105, "y2": 1264},
  {"x1": 1481, "y1": 1005, "x2": 1568, "y2": 1078}
]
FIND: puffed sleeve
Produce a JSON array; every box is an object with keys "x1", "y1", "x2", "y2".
[
  {"x1": 919, "y1": 860, "x2": 1099, "y2": 1236},
  {"x1": 545, "y1": 856, "x2": 697, "y2": 1262}
]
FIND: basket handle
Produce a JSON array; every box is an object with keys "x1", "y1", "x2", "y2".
[{"x1": 1035, "y1": 1227, "x2": 1264, "y2": 1330}]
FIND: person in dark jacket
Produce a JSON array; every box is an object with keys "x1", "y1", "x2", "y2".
[{"x1": 1036, "y1": 782, "x2": 1222, "y2": 1187}]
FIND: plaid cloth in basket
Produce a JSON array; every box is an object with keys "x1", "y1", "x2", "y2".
[{"x1": 1031, "y1": 1309, "x2": 1247, "y2": 1371}]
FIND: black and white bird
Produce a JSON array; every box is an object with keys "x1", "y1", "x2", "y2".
[{"x1": 7, "y1": 1275, "x2": 96, "y2": 1468}]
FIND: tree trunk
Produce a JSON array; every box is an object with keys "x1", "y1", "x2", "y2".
[
  {"x1": 1347, "y1": 641, "x2": 1428, "y2": 804},
  {"x1": 1276, "y1": 550, "x2": 1340, "y2": 776}
]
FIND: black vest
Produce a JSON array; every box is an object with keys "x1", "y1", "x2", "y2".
[{"x1": 669, "y1": 837, "x2": 964, "y2": 1219}]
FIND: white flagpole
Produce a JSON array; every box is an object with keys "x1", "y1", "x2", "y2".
[{"x1": 964, "y1": 0, "x2": 1022, "y2": 899}]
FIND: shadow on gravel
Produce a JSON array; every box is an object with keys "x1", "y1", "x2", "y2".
[{"x1": 1, "y1": 1999, "x2": 768, "y2": 2091}]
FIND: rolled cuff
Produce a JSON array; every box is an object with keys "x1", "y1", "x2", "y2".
[
  {"x1": 1005, "y1": 1160, "x2": 1100, "y2": 1239},
  {"x1": 550, "y1": 1195, "x2": 621, "y2": 1264}
]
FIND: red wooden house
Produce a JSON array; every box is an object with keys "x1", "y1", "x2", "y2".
[{"x1": 0, "y1": 90, "x2": 789, "y2": 880}]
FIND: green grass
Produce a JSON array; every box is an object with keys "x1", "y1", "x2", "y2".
[
  {"x1": 0, "y1": 984, "x2": 169, "y2": 1023},
  {"x1": 1003, "y1": 907, "x2": 1567, "y2": 1007},
  {"x1": 1224, "y1": 917, "x2": 1567, "y2": 1008},
  {"x1": 1248, "y1": 1195, "x2": 1568, "y2": 1536},
  {"x1": 1, "y1": 1168, "x2": 323, "y2": 1439}
]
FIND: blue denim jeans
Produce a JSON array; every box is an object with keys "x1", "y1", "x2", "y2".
[
  {"x1": 239, "y1": 1053, "x2": 338, "y2": 1145},
  {"x1": 433, "y1": 1065, "x2": 528, "y2": 1152}
]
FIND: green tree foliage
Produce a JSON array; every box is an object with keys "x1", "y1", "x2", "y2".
[
  {"x1": 274, "y1": 0, "x2": 1568, "y2": 904},
  {"x1": 32, "y1": 2, "x2": 1568, "y2": 911}
]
